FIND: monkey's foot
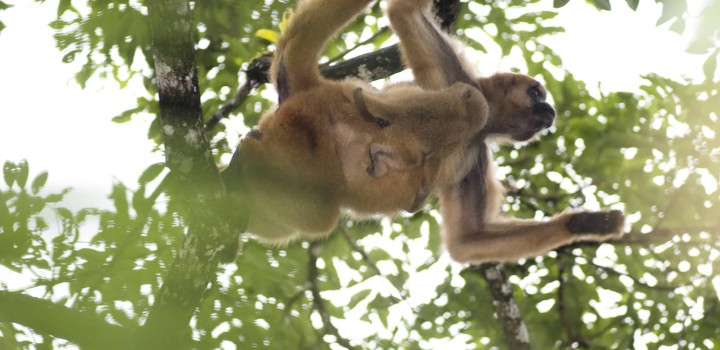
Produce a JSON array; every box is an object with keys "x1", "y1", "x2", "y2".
[{"x1": 566, "y1": 210, "x2": 624, "y2": 235}]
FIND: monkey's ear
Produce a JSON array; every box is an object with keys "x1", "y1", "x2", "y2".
[{"x1": 352, "y1": 88, "x2": 392, "y2": 128}]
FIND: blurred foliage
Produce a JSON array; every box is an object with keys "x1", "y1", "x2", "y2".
[
  {"x1": 0, "y1": 1, "x2": 10, "y2": 34},
  {"x1": 1, "y1": 0, "x2": 719, "y2": 349}
]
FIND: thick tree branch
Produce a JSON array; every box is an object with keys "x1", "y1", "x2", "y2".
[
  {"x1": 142, "y1": 0, "x2": 238, "y2": 347},
  {"x1": 206, "y1": 45, "x2": 405, "y2": 129},
  {"x1": 475, "y1": 263, "x2": 531, "y2": 350},
  {"x1": 0, "y1": 291, "x2": 130, "y2": 349}
]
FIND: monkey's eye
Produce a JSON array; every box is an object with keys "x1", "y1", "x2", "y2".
[
  {"x1": 528, "y1": 86, "x2": 543, "y2": 101},
  {"x1": 376, "y1": 118, "x2": 391, "y2": 128}
]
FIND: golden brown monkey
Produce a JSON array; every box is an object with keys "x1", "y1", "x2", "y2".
[
  {"x1": 386, "y1": 0, "x2": 625, "y2": 263},
  {"x1": 222, "y1": 0, "x2": 487, "y2": 242}
]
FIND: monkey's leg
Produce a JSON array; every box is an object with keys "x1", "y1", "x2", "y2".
[
  {"x1": 273, "y1": 0, "x2": 373, "y2": 98},
  {"x1": 443, "y1": 211, "x2": 624, "y2": 263},
  {"x1": 387, "y1": 0, "x2": 476, "y2": 89},
  {"x1": 439, "y1": 160, "x2": 624, "y2": 264}
]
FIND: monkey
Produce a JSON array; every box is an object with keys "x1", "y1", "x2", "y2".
[
  {"x1": 385, "y1": 0, "x2": 625, "y2": 263},
  {"x1": 222, "y1": 0, "x2": 488, "y2": 243}
]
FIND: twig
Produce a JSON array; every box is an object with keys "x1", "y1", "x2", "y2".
[
  {"x1": 583, "y1": 256, "x2": 680, "y2": 292},
  {"x1": 307, "y1": 241, "x2": 358, "y2": 350},
  {"x1": 556, "y1": 254, "x2": 591, "y2": 348},
  {"x1": 337, "y1": 226, "x2": 408, "y2": 304},
  {"x1": 205, "y1": 80, "x2": 254, "y2": 131},
  {"x1": 611, "y1": 226, "x2": 719, "y2": 246}
]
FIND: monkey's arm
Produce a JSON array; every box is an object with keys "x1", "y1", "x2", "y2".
[
  {"x1": 387, "y1": 0, "x2": 476, "y2": 89},
  {"x1": 273, "y1": 0, "x2": 374, "y2": 101}
]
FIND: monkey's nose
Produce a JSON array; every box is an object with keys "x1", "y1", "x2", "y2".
[
  {"x1": 540, "y1": 113, "x2": 554, "y2": 128},
  {"x1": 533, "y1": 103, "x2": 555, "y2": 128}
]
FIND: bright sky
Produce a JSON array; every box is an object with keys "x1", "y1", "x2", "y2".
[
  {"x1": 0, "y1": 1, "x2": 715, "y2": 345},
  {"x1": 0, "y1": 0, "x2": 708, "y2": 212}
]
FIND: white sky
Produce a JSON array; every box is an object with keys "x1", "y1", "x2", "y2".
[
  {"x1": 0, "y1": 1, "x2": 716, "y2": 344},
  {"x1": 0, "y1": 0, "x2": 709, "y2": 212}
]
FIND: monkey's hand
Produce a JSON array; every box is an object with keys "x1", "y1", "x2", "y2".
[{"x1": 565, "y1": 210, "x2": 625, "y2": 238}]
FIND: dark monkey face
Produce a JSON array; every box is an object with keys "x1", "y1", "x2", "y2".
[{"x1": 478, "y1": 73, "x2": 556, "y2": 142}]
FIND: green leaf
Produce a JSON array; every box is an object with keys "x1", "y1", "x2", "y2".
[
  {"x1": 57, "y1": 0, "x2": 72, "y2": 17},
  {"x1": 0, "y1": 1, "x2": 12, "y2": 10},
  {"x1": 45, "y1": 188, "x2": 71, "y2": 203},
  {"x1": 553, "y1": 0, "x2": 570, "y2": 8},
  {"x1": 669, "y1": 18, "x2": 685, "y2": 34},
  {"x1": 76, "y1": 248, "x2": 105, "y2": 265},
  {"x1": 255, "y1": 29, "x2": 279, "y2": 43},
  {"x1": 132, "y1": 185, "x2": 146, "y2": 213},
  {"x1": 0, "y1": 21, "x2": 5, "y2": 34},
  {"x1": 592, "y1": 0, "x2": 611, "y2": 10},
  {"x1": 112, "y1": 106, "x2": 143, "y2": 124},
  {"x1": 75, "y1": 61, "x2": 94, "y2": 89},
  {"x1": 377, "y1": 307, "x2": 389, "y2": 329},
  {"x1": 31, "y1": 171, "x2": 48, "y2": 194},
  {"x1": 109, "y1": 183, "x2": 129, "y2": 217},
  {"x1": 625, "y1": 0, "x2": 639, "y2": 10},
  {"x1": 16, "y1": 159, "x2": 28, "y2": 188},
  {"x1": 35, "y1": 217, "x2": 48, "y2": 230},
  {"x1": 62, "y1": 50, "x2": 80, "y2": 64},
  {"x1": 138, "y1": 163, "x2": 166, "y2": 185},
  {"x1": 702, "y1": 51, "x2": 718, "y2": 81},
  {"x1": 3, "y1": 161, "x2": 15, "y2": 187},
  {"x1": 367, "y1": 248, "x2": 393, "y2": 262},
  {"x1": 56, "y1": 207, "x2": 73, "y2": 220},
  {"x1": 347, "y1": 289, "x2": 372, "y2": 309},
  {"x1": 656, "y1": 0, "x2": 686, "y2": 26},
  {"x1": 687, "y1": 38, "x2": 713, "y2": 54}
]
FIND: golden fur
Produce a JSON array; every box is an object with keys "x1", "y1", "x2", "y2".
[{"x1": 223, "y1": 0, "x2": 486, "y2": 242}]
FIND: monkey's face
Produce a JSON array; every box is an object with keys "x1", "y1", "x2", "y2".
[{"x1": 478, "y1": 73, "x2": 555, "y2": 142}]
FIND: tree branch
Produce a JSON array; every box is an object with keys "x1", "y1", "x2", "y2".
[
  {"x1": 141, "y1": 0, "x2": 239, "y2": 347},
  {"x1": 338, "y1": 226, "x2": 409, "y2": 304},
  {"x1": 0, "y1": 291, "x2": 131, "y2": 349},
  {"x1": 555, "y1": 255, "x2": 591, "y2": 348},
  {"x1": 307, "y1": 241, "x2": 358, "y2": 350},
  {"x1": 590, "y1": 226, "x2": 720, "y2": 247},
  {"x1": 204, "y1": 1, "x2": 463, "y2": 129},
  {"x1": 475, "y1": 263, "x2": 531, "y2": 350}
]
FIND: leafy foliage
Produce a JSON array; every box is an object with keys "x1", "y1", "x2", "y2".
[{"x1": 1, "y1": 0, "x2": 719, "y2": 349}]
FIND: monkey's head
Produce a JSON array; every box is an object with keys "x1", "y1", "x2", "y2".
[{"x1": 477, "y1": 73, "x2": 555, "y2": 143}]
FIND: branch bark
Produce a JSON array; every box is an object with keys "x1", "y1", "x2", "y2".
[
  {"x1": 0, "y1": 291, "x2": 130, "y2": 349},
  {"x1": 205, "y1": 45, "x2": 405, "y2": 130},
  {"x1": 141, "y1": 0, "x2": 238, "y2": 347},
  {"x1": 476, "y1": 263, "x2": 531, "y2": 350}
]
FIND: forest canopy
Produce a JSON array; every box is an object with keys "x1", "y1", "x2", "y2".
[{"x1": 0, "y1": 0, "x2": 719, "y2": 349}]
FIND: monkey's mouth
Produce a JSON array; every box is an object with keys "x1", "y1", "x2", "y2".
[{"x1": 512, "y1": 112, "x2": 555, "y2": 141}]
